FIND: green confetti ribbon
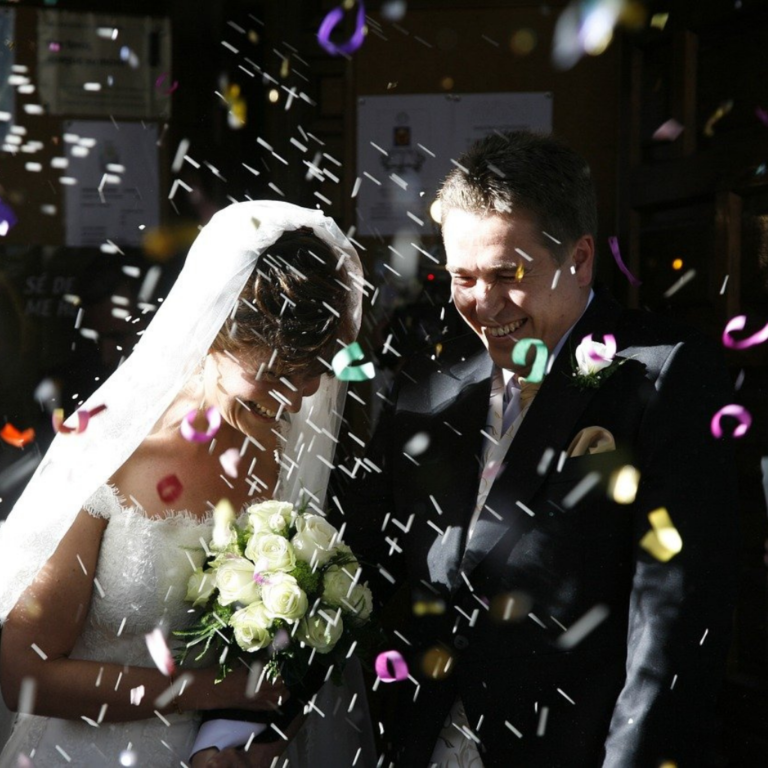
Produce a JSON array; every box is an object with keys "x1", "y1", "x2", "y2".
[
  {"x1": 332, "y1": 342, "x2": 375, "y2": 381},
  {"x1": 511, "y1": 339, "x2": 548, "y2": 383}
]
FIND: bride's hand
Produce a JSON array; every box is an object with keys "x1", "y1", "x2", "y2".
[{"x1": 185, "y1": 665, "x2": 289, "y2": 712}]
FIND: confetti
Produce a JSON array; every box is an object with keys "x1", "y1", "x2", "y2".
[
  {"x1": 52, "y1": 404, "x2": 107, "y2": 434},
  {"x1": 180, "y1": 406, "x2": 222, "y2": 443},
  {"x1": 703, "y1": 99, "x2": 733, "y2": 138},
  {"x1": 331, "y1": 342, "x2": 375, "y2": 381},
  {"x1": 154, "y1": 72, "x2": 178, "y2": 95},
  {"x1": 581, "y1": 333, "x2": 617, "y2": 363},
  {"x1": 219, "y1": 447, "x2": 241, "y2": 478},
  {"x1": 608, "y1": 236, "x2": 641, "y2": 287},
  {"x1": 144, "y1": 628, "x2": 175, "y2": 676},
  {"x1": 640, "y1": 508, "x2": 683, "y2": 562},
  {"x1": 375, "y1": 650, "x2": 409, "y2": 682},
  {"x1": 608, "y1": 465, "x2": 640, "y2": 504},
  {"x1": 317, "y1": 2, "x2": 366, "y2": 56},
  {"x1": 722, "y1": 315, "x2": 768, "y2": 350},
  {"x1": 129, "y1": 686, "x2": 145, "y2": 706},
  {"x1": 755, "y1": 106, "x2": 768, "y2": 127},
  {"x1": 710, "y1": 404, "x2": 751, "y2": 439},
  {"x1": 489, "y1": 591, "x2": 532, "y2": 623},
  {"x1": 0, "y1": 423, "x2": 35, "y2": 448},
  {"x1": 556, "y1": 604, "x2": 610, "y2": 649},
  {"x1": 156, "y1": 474, "x2": 183, "y2": 503},
  {"x1": 0, "y1": 197, "x2": 18, "y2": 236},
  {"x1": 511, "y1": 338, "x2": 548, "y2": 383},
  {"x1": 652, "y1": 118, "x2": 684, "y2": 142},
  {"x1": 412, "y1": 599, "x2": 445, "y2": 616},
  {"x1": 421, "y1": 646, "x2": 454, "y2": 680}
]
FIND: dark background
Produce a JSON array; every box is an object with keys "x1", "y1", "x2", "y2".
[{"x1": 0, "y1": 0, "x2": 766, "y2": 761}]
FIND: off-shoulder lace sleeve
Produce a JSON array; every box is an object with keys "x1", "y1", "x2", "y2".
[{"x1": 81, "y1": 485, "x2": 123, "y2": 520}]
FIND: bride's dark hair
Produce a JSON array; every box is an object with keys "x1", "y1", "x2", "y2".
[{"x1": 212, "y1": 228, "x2": 355, "y2": 376}]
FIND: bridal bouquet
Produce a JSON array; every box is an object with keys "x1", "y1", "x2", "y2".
[{"x1": 176, "y1": 499, "x2": 374, "y2": 684}]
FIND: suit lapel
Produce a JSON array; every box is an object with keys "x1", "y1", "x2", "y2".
[
  {"x1": 458, "y1": 289, "x2": 625, "y2": 583},
  {"x1": 421, "y1": 347, "x2": 492, "y2": 593}
]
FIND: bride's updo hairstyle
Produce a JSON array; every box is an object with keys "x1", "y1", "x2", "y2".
[{"x1": 212, "y1": 228, "x2": 355, "y2": 376}]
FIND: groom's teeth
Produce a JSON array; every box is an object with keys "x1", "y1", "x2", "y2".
[{"x1": 486, "y1": 318, "x2": 526, "y2": 337}]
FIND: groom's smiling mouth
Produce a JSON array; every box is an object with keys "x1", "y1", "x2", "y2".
[{"x1": 484, "y1": 318, "x2": 528, "y2": 338}]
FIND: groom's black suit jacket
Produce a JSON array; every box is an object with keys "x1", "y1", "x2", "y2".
[{"x1": 340, "y1": 287, "x2": 740, "y2": 767}]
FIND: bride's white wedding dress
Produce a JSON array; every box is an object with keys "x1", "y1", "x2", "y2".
[{"x1": 0, "y1": 485, "x2": 377, "y2": 767}]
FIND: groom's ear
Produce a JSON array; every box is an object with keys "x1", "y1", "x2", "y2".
[{"x1": 570, "y1": 235, "x2": 595, "y2": 288}]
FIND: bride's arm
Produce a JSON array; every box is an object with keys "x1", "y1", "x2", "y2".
[{"x1": 0, "y1": 508, "x2": 286, "y2": 722}]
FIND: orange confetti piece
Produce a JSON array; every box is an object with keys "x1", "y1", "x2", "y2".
[{"x1": 0, "y1": 423, "x2": 36, "y2": 448}]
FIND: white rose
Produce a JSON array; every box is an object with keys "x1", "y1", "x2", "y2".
[
  {"x1": 322, "y1": 564, "x2": 372, "y2": 620},
  {"x1": 291, "y1": 515, "x2": 340, "y2": 567},
  {"x1": 185, "y1": 568, "x2": 215, "y2": 607},
  {"x1": 346, "y1": 583, "x2": 373, "y2": 622},
  {"x1": 261, "y1": 572, "x2": 308, "y2": 623},
  {"x1": 575, "y1": 338, "x2": 613, "y2": 375},
  {"x1": 248, "y1": 500, "x2": 296, "y2": 535},
  {"x1": 211, "y1": 499, "x2": 239, "y2": 552},
  {"x1": 244, "y1": 533, "x2": 296, "y2": 573},
  {"x1": 297, "y1": 607, "x2": 344, "y2": 653},
  {"x1": 322, "y1": 563, "x2": 360, "y2": 605},
  {"x1": 229, "y1": 601, "x2": 273, "y2": 652},
  {"x1": 215, "y1": 557, "x2": 260, "y2": 606}
]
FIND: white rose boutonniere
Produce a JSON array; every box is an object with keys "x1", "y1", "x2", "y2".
[{"x1": 572, "y1": 334, "x2": 623, "y2": 388}]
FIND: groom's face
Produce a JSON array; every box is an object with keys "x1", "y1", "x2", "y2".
[{"x1": 443, "y1": 208, "x2": 594, "y2": 374}]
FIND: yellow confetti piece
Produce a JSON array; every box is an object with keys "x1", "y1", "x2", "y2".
[
  {"x1": 515, "y1": 262, "x2": 526, "y2": 282},
  {"x1": 421, "y1": 646, "x2": 455, "y2": 680},
  {"x1": 650, "y1": 13, "x2": 669, "y2": 30},
  {"x1": 703, "y1": 100, "x2": 733, "y2": 138},
  {"x1": 640, "y1": 508, "x2": 682, "y2": 562}
]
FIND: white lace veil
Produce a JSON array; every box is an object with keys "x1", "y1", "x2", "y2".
[{"x1": 0, "y1": 201, "x2": 363, "y2": 624}]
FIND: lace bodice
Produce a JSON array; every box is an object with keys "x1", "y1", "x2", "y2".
[
  {"x1": 0, "y1": 485, "x2": 212, "y2": 767},
  {"x1": 72, "y1": 484, "x2": 212, "y2": 667}
]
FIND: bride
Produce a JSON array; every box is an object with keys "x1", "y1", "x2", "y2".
[{"x1": 0, "y1": 201, "x2": 375, "y2": 767}]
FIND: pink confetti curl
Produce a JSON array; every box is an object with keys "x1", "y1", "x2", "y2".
[
  {"x1": 710, "y1": 405, "x2": 752, "y2": 439},
  {"x1": 317, "y1": 2, "x2": 366, "y2": 56},
  {"x1": 180, "y1": 406, "x2": 221, "y2": 443},
  {"x1": 374, "y1": 649, "x2": 409, "y2": 682},
  {"x1": 722, "y1": 315, "x2": 768, "y2": 350},
  {"x1": 145, "y1": 628, "x2": 176, "y2": 676},
  {"x1": 581, "y1": 333, "x2": 617, "y2": 363},
  {"x1": 155, "y1": 72, "x2": 179, "y2": 95},
  {"x1": 608, "y1": 236, "x2": 641, "y2": 287}
]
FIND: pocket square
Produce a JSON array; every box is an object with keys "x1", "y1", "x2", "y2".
[{"x1": 567, "y1": 426, "x2": 616, "y2": 457}]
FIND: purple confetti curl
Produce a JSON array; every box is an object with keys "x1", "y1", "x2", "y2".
[
  {"x1": 317, "y1": 2, "x2": 367, "y2": 56},
  {"x1": 722, "y1": 315, "x2": 768, "y2": 350},
  {"x1": 608, "y1": 236, "x2": 641, "y2": 287},
  {"x1": 710, "y1": 404, "x2": 752, "y2": 439}
]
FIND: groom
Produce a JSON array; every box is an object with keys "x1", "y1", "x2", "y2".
[{"x1": 340, "y1": 130, "x2": 740, "y2": 766}]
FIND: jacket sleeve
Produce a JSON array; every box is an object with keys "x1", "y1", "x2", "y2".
[{"x1": 602, "y1": 335, "x2": 740, "y2": 767}]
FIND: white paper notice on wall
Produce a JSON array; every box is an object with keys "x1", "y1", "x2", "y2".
[
  {"x1": 37, "y1": 9, "x2": 171, "y2": 118},
  {"x1": 63, "y1": 120, "x2": 159, "y2": 248},
  {"x1": 356, "y1": 92, "x2": 552, "y2": 237}
]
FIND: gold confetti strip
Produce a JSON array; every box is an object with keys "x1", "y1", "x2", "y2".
[
  {"x1": 640, "y1": 508, "x2": 683, "y2": 562},
  {"x1": 703, "y1": 99, "x2": 733, "y2": 138}
]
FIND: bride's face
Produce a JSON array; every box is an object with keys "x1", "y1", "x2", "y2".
[{"x1": 202, "y1": 349, "x2": 322, "y2": 438}]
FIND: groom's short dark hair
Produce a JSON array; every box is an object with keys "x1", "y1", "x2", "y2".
[{"x1": 437, "y1": 130, "x2": 598, "y2": 263}]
